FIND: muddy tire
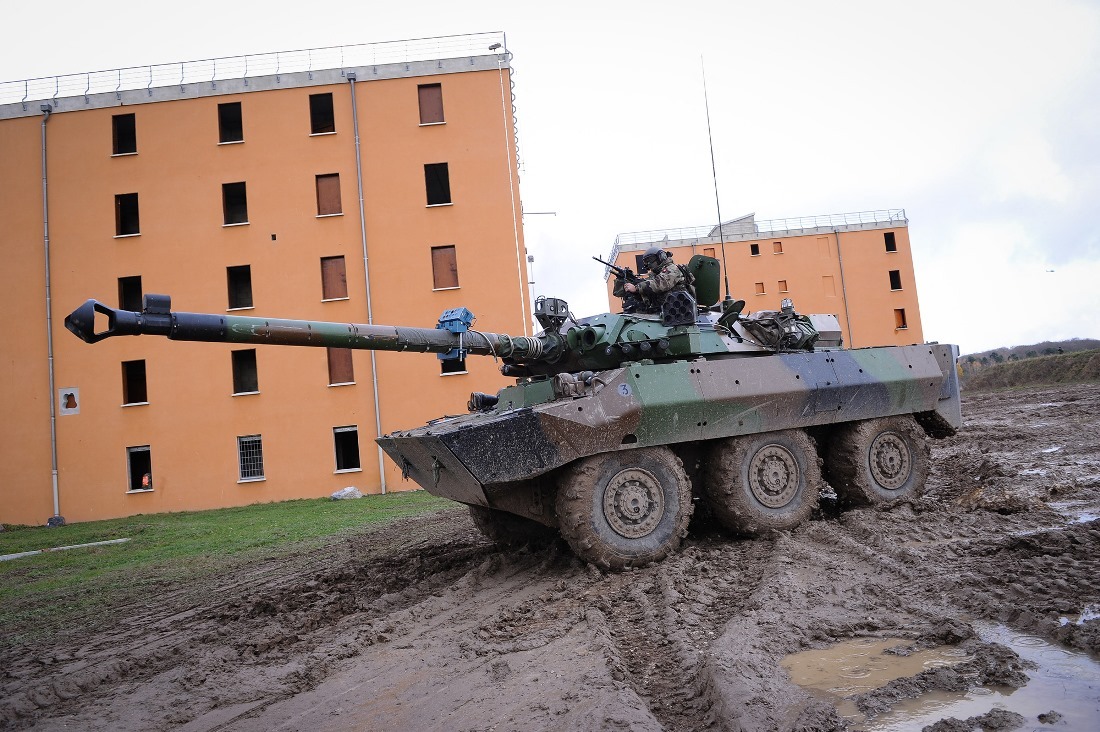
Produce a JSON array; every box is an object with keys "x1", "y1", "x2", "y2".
[
  {"x1": 704, "y1": 429, "x2": 821, "y2": 536},
  {"x1": 467, "y1": 505, "x2": 556, "y2": 547},
  {"x1": 826, "y1": 416, "x2": 930, "y2": 506},
  {"x1": 555, "y1": 447, "x2": 693, "y2": 570}
]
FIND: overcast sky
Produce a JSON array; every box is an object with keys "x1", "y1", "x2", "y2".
[{"x1": 4, "y1": 0, "x2": 1098, "y2": 354}]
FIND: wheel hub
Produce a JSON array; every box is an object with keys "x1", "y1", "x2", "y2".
[
  {"x1": 747, "y1": 444, "x2": 800, "y2": 508},
  {"x1": 869, "y1": 431, "x2": 911, "y2": 490},
  {"x1": 603, "y1": 468, "x2": 665, "y2": 539}
]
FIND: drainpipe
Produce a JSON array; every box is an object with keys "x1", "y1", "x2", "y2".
[
  {"x1": 347, "y1": 73, "x2": 386, "y2": 494},
  {"x1": 493, "y1": 45, "x2": 529, "y2": 336},
  {"x1": 833, "y1": 227, "x2": 855, "y2": 348},
  {"x1": 41, "y1": 103, "x2": 64, "y2": 526}
]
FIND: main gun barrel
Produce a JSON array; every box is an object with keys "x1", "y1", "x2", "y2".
[{"x1": 64, "y1": 295, "x2": 546, "y2": 361}]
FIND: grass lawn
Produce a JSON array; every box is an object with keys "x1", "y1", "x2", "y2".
[{"x1": 0, "y1": 491, "x2": 454, "y2": 647}]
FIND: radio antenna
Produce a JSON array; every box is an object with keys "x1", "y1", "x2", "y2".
[{"x1": 702, "y1": 56, "x2": 732, "y2": 301}]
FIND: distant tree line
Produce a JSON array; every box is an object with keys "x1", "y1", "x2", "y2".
[{"x1": 958, "y1": 338, "x2": 1100, "y2": 379}]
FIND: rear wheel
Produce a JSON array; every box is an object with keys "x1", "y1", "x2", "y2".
[
  {"x1": 704, "y1": 429, "x2": 821, "y2": 536},
  {"x1": 467, "y1": 505, "x2": 556, "y2": 547},
  {"x1": 826, "y1": 416, "x2": 930, "y2": 505},
  {"x1": 555, "y1": 447, "x2": 693, "y2": 570}
]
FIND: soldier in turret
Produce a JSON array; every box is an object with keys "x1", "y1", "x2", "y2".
[{"x1": 622, "y1": 247, "x2": 692, "y2": 312}]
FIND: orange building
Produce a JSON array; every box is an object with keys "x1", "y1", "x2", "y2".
[
  {"x1": 606, "y1": 211, "x2": 923, "y2": 348},
  {"x1": 0, "y1": 35, "x2": 530, "y2": 526}
]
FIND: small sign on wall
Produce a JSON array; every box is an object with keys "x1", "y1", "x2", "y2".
[{"x1": 59, "y1": 388, "x2": 80, "y2": 415}]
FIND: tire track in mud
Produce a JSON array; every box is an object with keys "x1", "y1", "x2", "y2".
[
  {"x1": 5, "y1": 384, "x2": 1100, "y2": 731},
  {"x1": 1, "y1": 512, "x2": 499, "y2": 730}
]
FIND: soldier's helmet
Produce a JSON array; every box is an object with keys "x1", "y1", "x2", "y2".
[{"x1": 641, "y1": 247, "x2": 670, "y2": 272}]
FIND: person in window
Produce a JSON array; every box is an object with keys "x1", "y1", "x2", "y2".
[{"x1": 621, "y1": 247, "x2": 692, "y2": 312}]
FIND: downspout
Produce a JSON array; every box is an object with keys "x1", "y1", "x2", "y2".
[
  {"x1": 41, "y1": 103, "x2": 64, "y2": 526},
  {"x1": 833, "y1": 227, "x2": 855, "y2": 348},
  {"x1": 494, "y1": 46, "x2": 529, "y2": 336},
  {"x1": 347, "y1": 73, "x2": 386, "y2": 493}
]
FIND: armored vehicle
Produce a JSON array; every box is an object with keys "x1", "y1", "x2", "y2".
[{"x1": 65, "y1": 255, "x2": 961, "y2": 569}]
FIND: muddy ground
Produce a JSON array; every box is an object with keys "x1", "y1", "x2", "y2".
[{"x1": 3, "y1": 384, "x2": 1100, "y2": 731}]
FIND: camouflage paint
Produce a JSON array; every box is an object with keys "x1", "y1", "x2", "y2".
[{"x1": 66, "y1": 298, "x2": 962, "y2": 525}]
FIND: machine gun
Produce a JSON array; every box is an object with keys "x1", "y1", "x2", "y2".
[{"x1": 592, "y1": 256, "x2": 648, "y2": 313}]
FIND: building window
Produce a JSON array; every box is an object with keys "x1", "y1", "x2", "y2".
[
  {"x1": 750, "y1": 243, "x2": 760, "y2": 256},
  {"x1": 237, "y1": 435, "x2": 265, "y2": 481},
  {"x1": 418, "y1": 83, "x2": 444, "y2": 124},
  {"x1": 115, "y1": 193, "x2": 140, "y2": 236},
  {"x1": 424, "y1": 163, "x2": 451, "y2": 205},
  {"x1": 316, "y1": 174, "x2": 342, "y2": 216},
  {"x1": 112, "y1": 113, "x2": 137, "y2": 155},
  {"x1": 218, "y1": 102, "x2": 244, "y2": 143},
  {"x1": 309, "y1": 93, "x2": 335, "y2": 134},
  {"x1": 634, "y1": 254, "x2": 646, "y2": 272},
  {"x1": 778, "y1": 279, "x2": 788, "y2": 293},
  {"x1": 431, "y1": 245, "x2": 459, "y2": 289},
  {"x1": 122, "y1": 360, "x2": 148, "y2": 404},
  {"x1": 894, "y1": 308, "x2": 908, "y2": 330},
  {"x1": 773, "y1": 241, "x2": 783, "y2": 254},
  {"x1": 320, "y1": 256, "x2": 348, "y2": 300},
  {"x1": 441, "y1": 358, "x2": 467, "y2": 375},
  {"x1": 327, "y1": 348, "x2": 354, "y2": 385},
  {"x1": 823, "y1": 275, "x2": 836, "y2": 296},
  {"x1": 222, "y1": 182, "x2": 248, "y2": 225},
  {"x1": 227, "y1": 265, "x2": 253, "y2": 309},
  {"x1": 885, "y1": 231, "x2": 897, "y2": 252},
  {"x1": 889, "y1": 270, "x2": 903, "y2": 291},
  {"x1": 703, "y1": 247, "x2": 715, "y2": 258},
  {"x1": 126, "y1": 445, "x2": 152, "y2": 492},
  {"x1": 333, "y1": 426, "x2": 361, "y2": 472},
  {"x1": 754, "y1": 282, "x2": 766, "y2": 295},
  {"x1": 232, "y1": 349, "x2": 259, "y2": 394},
  {"x1": 118, "y1": 275, "x2": 143, "y2": 312}
]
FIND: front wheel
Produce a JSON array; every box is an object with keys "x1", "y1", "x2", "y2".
[
  {"x1": 704, "y1": 429, "x2": 821, "y2": 536},
  {"x1": 555, "y1": 447, "x2": 693, "y2": 570},
  {"x1": 826, "y1": 416, "x2": 930, "y2": 505}
]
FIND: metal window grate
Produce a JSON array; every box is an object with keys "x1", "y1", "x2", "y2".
[{"x1": 237, "y1": 435, "x2": 264, "y2": 480}]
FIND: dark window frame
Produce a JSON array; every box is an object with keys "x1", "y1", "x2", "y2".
[
  {"x1": 218, "y1": 101, "x2": 244, "y2": 143},
  {"x1": 441, "y1": 357, "x2": 467, "y2": 375},
  {"x1": 112, "y1": 113, "x2": 137, "y2": 155},
  {"x1": 309, "y1": 93, "x2": 336, "y2": 135},
  {"x1": 118, "y1": 275, "x2": 143, "y2": 312},
  {"x1": 222, "y1": 182, "x2": 249, "y2": 225},
  {"x1": 122, "y1": 359, "x2": 148, "y2": 405},
  {"x1": 333, "y1": 426, "x2": 362, "y2": 472},
  {"x1": 750, "y1": 243, "x2": 760, "y2": 256},
  {"x1": 227, "y1": 265, "x2": 254, "y2": 309},
  {"x1": 126, "y1": 445, "x2": 152, "y2": 492},
  {"x1": 115, "y1": 193, "x2": 140, "y2": 236},
  {"x1": 889, "y1": 270, "x2": 903, "y2": 291},
  {"x1": 424, "y1": 162, "x2": 452, "y2": 206},
  {"x1": 231, "y1": 349, "x2": 259, "y2": 395},
  {"x1": 885, "y1": 231, "x2": 898, "y2": 252}
]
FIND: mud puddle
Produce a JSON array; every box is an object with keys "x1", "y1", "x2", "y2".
[{"x1": 783, "y1": 625, "x2": 1100, "y2": 731}]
